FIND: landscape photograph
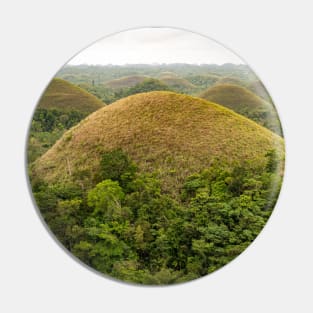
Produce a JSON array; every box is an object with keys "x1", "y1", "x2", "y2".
[{"x1": 27, "y1": 27, "x2": 285, "y2": 285}]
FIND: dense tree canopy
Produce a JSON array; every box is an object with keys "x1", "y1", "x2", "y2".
[
  {"x1": 32, "y1": 149, "x2": 282, "y2": 285},
  {"x1": 28, "y1": 108, "x2": 87, "y2": 163}
]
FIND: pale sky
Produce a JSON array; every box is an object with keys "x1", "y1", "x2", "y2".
[{"x1": 68, "y1": 28, "x2": 244, "y2": 65}]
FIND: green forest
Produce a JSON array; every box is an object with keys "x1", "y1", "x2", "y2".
[
  {"x1": 31, "y1": 149, "x2": 282, "y2": 284},
  {"x1": 28, "y1": 63, "x2": 284, "y2": 285}
]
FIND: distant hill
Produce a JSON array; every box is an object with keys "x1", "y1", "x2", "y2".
[
  {"x1": 247, "y1": 80, "x2": 273, "y2": 102},
  {"x1": 38, "y1": 78, "x2": 104, "y2": 114},
  {"x1": 56, "y1": 63, "x2": 256, "y2": 85},
  {"x1": 159, "y1": 77, "x2": 197, "y2": 93},
  {"x1": 214, "y1": 77, "x2": 273, "y2": 103},
  {"x1": 184, "y1": 74, "x2": 220, "y2": 89},
  {"x1": 214, "y1": 76, "x2": 247, "y2": 88},
  {"x1": 28, "y1": 78, "x2": 104, "y2": 163},
  {"x1": 32, "y1": 91, "x2": 284, "y2": 194},
  {"x1": 113, "y1": 78, "x2": 171, "y2": 99},
  {"x1": 104, "y1": 75, "x2": 149, "y2": 89},
  {"x1": 157, "y1": 71, "x2": 179, "y2": 79},
  {"x1": 199, "y1": 84, "x2": 282, "y2": 135}
]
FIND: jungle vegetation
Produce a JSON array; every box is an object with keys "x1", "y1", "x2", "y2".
[{"x1": 31, "y1": 148, "x2": 282, "y2": 284}]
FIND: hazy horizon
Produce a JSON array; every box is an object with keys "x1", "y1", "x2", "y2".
[{"x1": 68, "y1": 28, "x2": 244, "y2": 66}]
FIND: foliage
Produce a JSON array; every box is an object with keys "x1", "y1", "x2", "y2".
[
  {"x1": 79, "y1": 78, "x2": 172, "y2": 104},
  {"x1": 113, "y1": 78, "x2": 171, "y2": 100},
  {"x1": 29, "y1": 71, "x2": 284, "y2": 285},
  {"x1": 32, "y1": 108, "x2": 85, "y2": 132},
  {"x1": 78, "y1": 84, "x2": 117, "y2": 104},
  {"x1": 27, "y1": 108, "x2": 86, "y2": 163},
  {"x1": 184, "y1": 74, "x2": 220, "y2": 89},
  {"x1": 87, "y1": 180, "x2": 125, "y2": 217},
  {"x1": 32, "y1": 149, "x2": 283, "y2": 285}
]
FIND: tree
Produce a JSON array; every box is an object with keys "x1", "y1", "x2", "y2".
[
  {"x1": 87, "y1": 180, "x2": 125, "y2": 218},
  {"x1": 99, "y1": 149, "x2": 137, "y2": 187},
  {"x1": 265, "y1": 149, "x2": 280, "y2": 173}
]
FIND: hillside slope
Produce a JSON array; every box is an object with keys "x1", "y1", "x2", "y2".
[
  {"x1": 184, "y1": 74, "x2": 220, "y2": 89},
  {"x1": 214, "y1": 76, "x2": 247, "y2": 87},
  {"x1": 38, "y1": 78, "x2": 105, "y2": 114},
  {"x1": 247, "y1": 80, "x2": 273, "y2": 102},
  {"x1": 200, "y1": 84, "x2": 282, "y2": 135},
  {"x1": 32, "y1": 91, "x2": 284, "y2": 194},
  {"x1": 160, "y1": 77, "x2": 197, "y2": 91},
  {"x1": 104, "y1": 75, "x2": 149, "y2": 89}
]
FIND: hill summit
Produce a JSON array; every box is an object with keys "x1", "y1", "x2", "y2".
[
  {"x1": 200, "y1": 84, "x2": 282, "y2": 135},
  {"x1": 104, "y1": 75, "x2": 149, "y2": 89},
  {"x1": 38, "y1": 78, "x2": 105, "y2": 114},
  {"x1": 32, "y1": 91, "x2": 284, "y2": 194}
]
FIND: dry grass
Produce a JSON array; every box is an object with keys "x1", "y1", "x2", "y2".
[
  {"x1": 214, "y1": 77, "x2": 247, "y2": 87},
  {"x1": 199, "y1": 84, "x2": 282, "y2": 135},
  {"x1": 104, "y1": 76, "x2": 149, "y2": 89},
  {"x1": 160, "y1": 77, "x2": 196, "y2": 90},
  {"x1": 38, "y1": 78, "x2": 105, "y2": 114},
  {"x1": 32, "y1": 91, "x2": 284, "y2": 195},
  {"x1": 247, "y1": 80, "x2": 273, "y2": 102},
  {"x1": 157, "y1": 72, "x2": 179, "y2": 79}
]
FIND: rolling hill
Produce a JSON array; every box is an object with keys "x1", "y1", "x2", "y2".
[
  {"x1": 159, "y1": 77, "x2": 197, "y2": 93},
  {"x1": 199, "y1": 84, "x2": 282, "y2": 135},
  {"x1": 113, "y1": 78, "x2": 171, "y2": 98},
  {"x1": 31, "y1": 91, "x2": 284, "y2": 194},
  {"x1": 157, "y1": 71, "x2": 179, "y2": 79},
  {"x1": 214, "y1": 76, "x2": 247, "y2": 87},
  {"x1": 38, "y1": 78, "x2": 105, "y2": 114},
  {"x1": 184, "y1": 74, "x2": 220, "y2": 89},
  {"x1": 247, "y1": 80, "x2": 273, "y2": 102},
  {"x1": 104, "y1": 75, "x2": 149, "y2": 89},
  {"x1": 28, "y1": 78, "x2": 105, "y2": 163}
]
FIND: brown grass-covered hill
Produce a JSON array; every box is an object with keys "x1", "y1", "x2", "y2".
[
  {"x1": 200, "y1": 84, "x2": 282, "y2": 135},
  {"x1": 38, "y1": 78, "x2": 105, "y2": 114},
  {"x1": 104, "y1": 75, "x2": 149, "y2": 89},
  {"x1": 184, "y1": 74, "x2": 220, "y2": 89},
  {"x1": 214, "y1": 76, "x2": 247, "y2": 88},
  {"x1": 159, "y1": 77, "x2": 197, "y2": 92},
  {"x1": 212, "y1": 76, "x2": 272, "y2": 103},
  {"x1": 247, "y1": 80, "x2": 273, "y2": 103},
  {"x1": 31, "y1": 91, "x2": 284, "y2": 195},
  {"x1": 157, "y1": 71, "x2": 179, "y2": 79}
]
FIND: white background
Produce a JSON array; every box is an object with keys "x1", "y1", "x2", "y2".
[{"x1": 0, "y1": 1, "x2": 312, "y2": 312}]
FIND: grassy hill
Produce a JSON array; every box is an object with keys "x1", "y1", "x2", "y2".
[
  {"x1": 104, "y1": 75, "x2": 149, "y2": 89},
  {"x1": 78, "y1": 78, "x2": 171, "y2": 105},
  {"x1": 184, "y1": 74, "x2": 220, "y2": 89},
  {"x1": 200, "y1": 84, "x2": 282, "y2": 135},
  {"x1": 157, "y1": 71, "x2": 179, "y2": 79},
  {"x1": 56, "y1": 63, "x2": 257, "y2": 85},
  {"x1": 159, "y1": 77, "x2": 197, "y2": 93},
  {"x1": 28, "y1": 78, "x2": 105, "y2": 163},
  {"x1": 214, "y1": 76, "x2": 247, "y2": 87},
  {"x1": 247, "y1": 80, "x2": 273, "y2": 102},
  {"x1": 38, "y1": 78, "x2": 104, "y2": 114},
  {"x1": 113, "y1": 78, "x2": 171, "y2": 99},
  {"x1": 32, "y1": 91, "x2": 284, "y2": 194}
]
